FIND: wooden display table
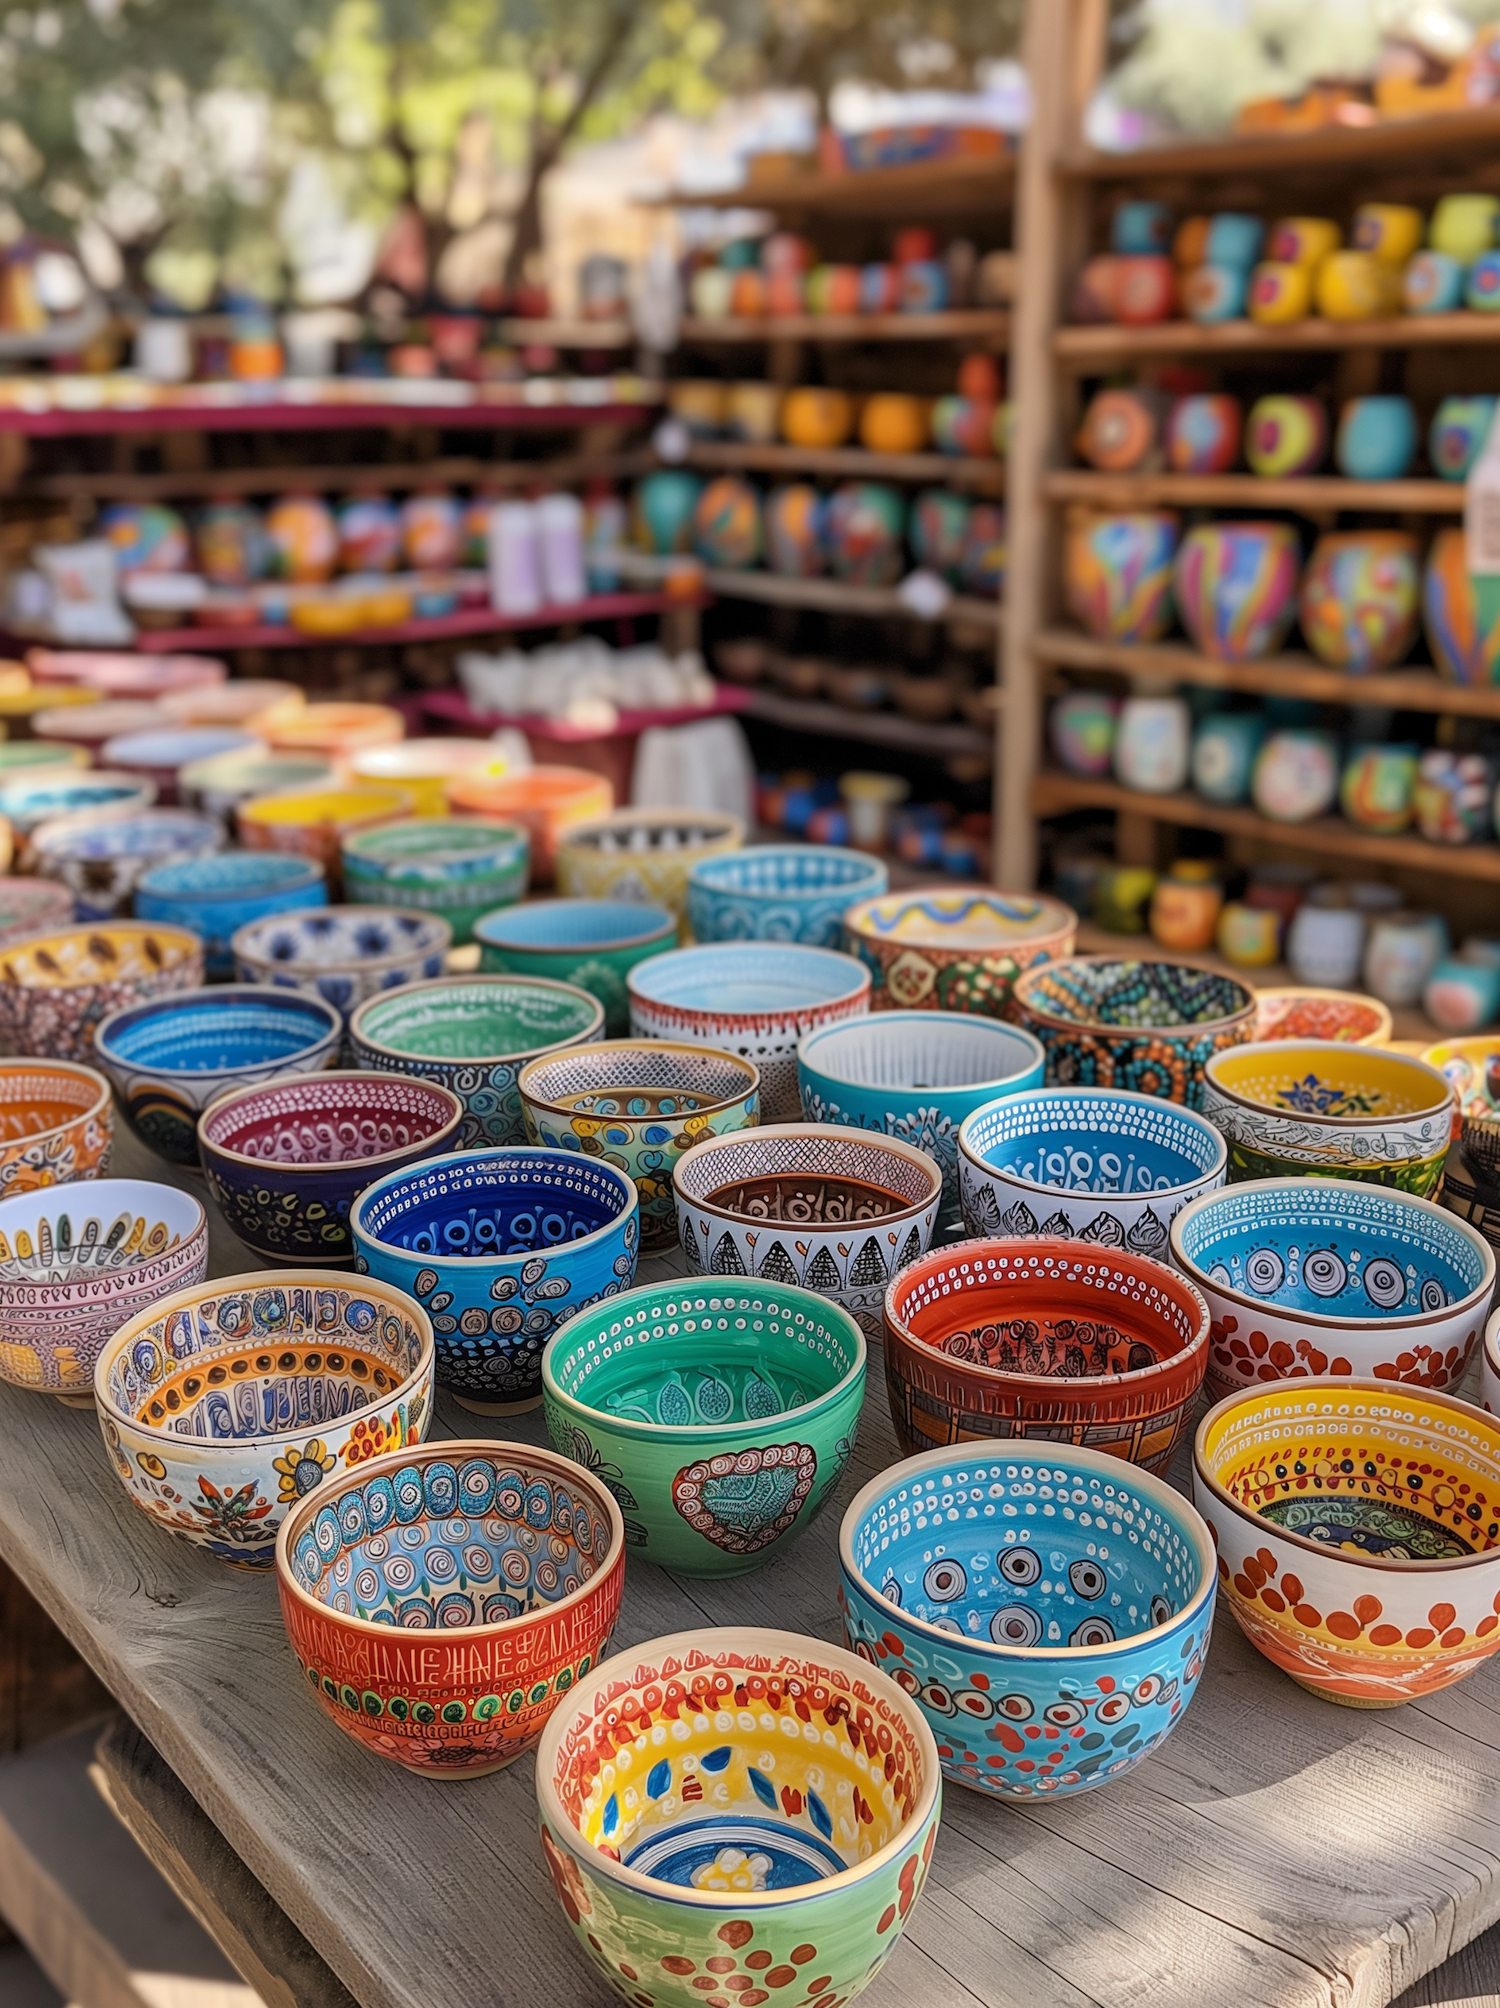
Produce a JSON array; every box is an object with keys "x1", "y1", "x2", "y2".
[{"x1": 3, "y1": 1124, "x2": 1500, "y2": 2008}]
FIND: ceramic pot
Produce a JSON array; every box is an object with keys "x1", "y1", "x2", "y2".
[
  {"x1": 341, "y1": 816, "x2": 529, "y2": 944},
  {"x1": 1193, "y1": 1380, "x2": 1500, "y2": 1706},
  {"x1": 543, "y1": 1277, "x2": 866, "y2": 1576},
  {"x1": 231, "y1": 905, "x2": 451, "y2": 1024},
  {"x1": 134, "y1": 853, "x2": 326, "y2": 981},
  {"x1": 1094, "y1": 864, "x2": 1157, "y2": 935},
  {"x1": 1113, "y1": 696, "x2": 1190, "y2": 793},
  {"x1": 1430, "y1": 395, "x2": 1497, "y2": 480},
  {"x1": 634, "y1": 470, "x2": 703, "y2": 552},
  {"x1": 1424, "y1": 1035, "x2": 1500, "y2": 1185},
  {"x1": 1062, "y1": 512, "x2": 1179, "y2": 644},
  {"x1": 883, "y1": 1238, "x2": 1210, "y2": 1474},
  {"x1": 0, "y1": 1176, "x2": 207, "y2": 1399},
  {"x1": 1216, "y1": 901, "x2": 1280, "y2": 968},
  {"x1": 199, "y1": 1071, "x2": 464, "y2": 1267},
  {"x1": 0, "y1": 922, "x2": 203, "y2": 1063},
  {"x1": 95, "y1": 1270, "x2": 435, "y2": 1569},
  {"x1": 1415, "y1": 750, "x2": 1495, "y2": 845},
  {"x1": 278, "y1": 1438, "x2": 626, "y2": 1776},
  {"x1": 535, "y1": 1627, "x2": 939, "y2": 2004},
  {"x1": 1175, "y1": 521, "x2": 1301, "y2": 661},
  {"x1": 1299, "y1": 532, "x2": 1419, "y2": 672},
  {"x1": 1244, "y1": 396, "x2": 1327, "y2": 476},
  {"x1": 687, "y1": 844, "x2": 888, "y2": 949},
  {"x1": 843, "y1": 888, "x2": 1076, "y2": 1022},
  {"x1": 1424, "y1": 527, "x2": 1500, "y2": 686},
  {"x1": 1251, "y1": 731, "x2": 1339, "y2": 824},
  {"x1": 31, "y1": 809, "x2": 224, "y2": 921},
  {"x1": 1190, "y1": 713, "x2": 1263, "y2": 804},
  {"x1": 1364, "y1": 909, "x2": 1448, "y2": 1008},
  {"x1": 1286, "y1": 904, "x2": 1366, "y2": 988},
  {"x1": 1014, "y1": 956, "x2": 1256, "y2": 1109},
  {"x1": 627, "y1": 942, "x2": 870, "y2": 1123},
  {"x1": 1252, "y1": 987, "x2": 1391, "y2": 1045},
  {"x1": 1050, "y1": 690, "x2": 1119, "y2": 776},
  {"x1": 839, "y1": 1442, "x2": 1216, "y2": 1799},
  {"x1": 519, "y1": 1038, "x2": 760, "y2": 1251},
  {"x1": 763, "y1": 482, "x2": 826, "y2": 576},
  {"x1": 351, "y1": 1147, "x2": 638, "y2": 1413},
  {"x1": 1425, "y1": 957, "x2": 1500, "y2": 1035},
  {"x1": 0, "y1": 1060, "x2": 112, "y2": 1192},
  {"x1": 1149, "y1": 869, "x2": 1222, "y2": 953},
  {"x1": 237, "y1": 784, "x2": 415, "y2": 886},
  {"x1": 554, "y1": 809, "x2": 745, "y2": 935},
  {"x1": 1339, "y1": 744, "x2": 1418, "y2": 835},
  {"x1": 477, "y1": 899, "x2": 677, "y2": 1035},
  {"x1": 1200, "y1": 1039, "x2": 1452, "y2": 1193},
  {"x1": 1165, "y1": 393, "x2": 1242, "y2": 473},
  {"x1": 825, "y1": 483, "x2": 905, "y2": 586},
  {"x1": 1431, "y1": 192, "x2": 1500, "y2": 260},
  {"x1": 1334, "y1": 396, "x2": 1418, "y2": 480},
  {"x1": 349, "y1": 975, "x2": 606, "y2": 1146},
  {"x1": 1406, "y1": 249, "x2": 1466, "y2": 312}
]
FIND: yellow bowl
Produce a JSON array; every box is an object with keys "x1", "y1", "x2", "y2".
[
  {"x1": 351, "y1": 739, "x2": 506, "y2": 816},
  {"x1": 0, "y1": 922, "x2": 203, "y2": 1062},
  {"x1": 238, "y1": 784, "x2": 414, "y2": 880},
  {"x1": 288, "y1": 599, "x2": 368, "y2": 638}
]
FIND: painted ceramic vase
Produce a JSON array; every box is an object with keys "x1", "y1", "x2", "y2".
[
  {"x1": 1172, "y1": 1178, "x2": 1493, "y2": 1404},
  {"x1": 1113, "y1": 696, "x2": 1190, "y2": 793},
  {"x1": 673, "y1": 1124, "x2": 942, "y2": 1335},
  {"x1": 277, "y1": 1438, "x2": 625, "y2": 1777},
  {"x1": 519, "y1": 1039, "x2": 759, "y2": 1253},
  {"x1": 1285, "y1": 903, "x2": 1365, "y2": 988},
  {"x1": 1217, "y1": 901, "x2": 1280, "y2": 967},
  {"x1": 1062, "y1": 512, "x2": 1178, "y2": 643},
  {"x1": 1339, "y1": 743, "x2": 1418, "y2": 835},
  {"x1": 449, "y1": 768, "x2": 614, "y2": 887},
  {"x1": 94, "y1": 1271, "x2": 435, "y2": 1569},
  {"x1": 94, "y1": 984, "x2": 341, "y2": 1167},
  {"x1": 535, "y1": 1627, "x2": 940, "y2": 2007},
  {"x1": 686, "y1": 846, "x2": 888, "y2": 950},
  {"x1": 635, "y1": 472, "x2": 703, "y2": 554},
  {"x1": 341, "y1": 817, "x2": 528, "y2": 945},
  {"x1": 237, "y1": 784, "x2": 414, "y2": 883},
  {"x1": 0, "y1": 922, "x2": 203, "y2": 1064},
  {"x1": 693, "y1": 477, "x2": 762, "y2": 569},
  {"x1": 1148, "y1": 869, "x2": 1222, "y2": 953},
  {"x1": 1251, "y1": 731, "x2": 1339, "y2": 824},
  {"x1": 0, "y1": 1060, "x2": 112, "y2": 1192},
  {"x1": 1426, "y1": 956, "x2": 1500, "y2": 1035},
  {"x1": 231, "y1": 905, "x2": 452, "y2": 1023},
  {"x1": 1431, "y1": 192, "x2": 1500, "y2": 261},
  {"x1": 1165, "y1": 394, "x2": 1242, "y2": 474},
  {"x1": 1200, "y1": 1040, "x2": 1452, "y2": 1193},
  {"x1": 627, "y1": 942, "x2": 870, "y2": 1124},
  {"x1": 476, "y1": 900, "x2": 677, "y2": 1036},
  {"x1": 544, "y1": 1276, "x2": 865, "y2": 1576},
  {"x1": 555, "y1": 811, "x2": 746, "y2": 939},
  {"x1": 958, "y1": 1085, "x2": 1226, "y2": 1262},
  {"x1": 197, "y1": 1071, "x2": 463, "y2": 1267},
  {"x1": 1424, "y1": 527, "x2": 1500, "y2": 686},
  {"x1": 1013, "y1": 957, "x2": 1255, "y2": 1110},
  {"x1": 0, "y1": 1177, "x2": 207, "y2": 1399},
  {"x1": 1364, "y1": 909, "x2": 1448, "y2": 1008},
  {"x1": 1049, "y1": 691, "x2": 1119, "y2": 776},
  {"x1": 798, "y1": 1010, "x2": 1044, "y2": 1206},
  {"x1": 763, "y1": 482, "x2": 827, "y2": 578},
  {"x1": 1334, "y1": 396, "x2": 1417, "y2": 481},
  {"x1": 839, "y1": 1442, "x2": 1216, "y2": 1798},
  {"x1": 1253, "y1": 988, "x2": 1391, "y2": 1045},
  {"x1": 1243, "y1": 396, "x2": 1327, "y2": 477},
  {"x1": 1174, "y1": 521, "x2": 1300, "y2": 661},
  {"x1": 136, "y1": 852, "x2": 326, "y2": 981},
  {"x1": 1430, "y1": 395, "x2": 1497, "y2": 481},
  {"x1": 1299, "y1": 532, "x2": 1419, "y2": 672},
  {"x1": 1414, "y1": 749, "x2": 1495, "y2": 845},
  {"x1": 1406, "y1": 248, "x2": 1466, "y2": 313},
  {"x1": 1190, "y1": 713, "x2": 1263, "y2": 804},
  {"x1": 31, "y1": 809, "x2": 223, "y2": 922},
  {"x1": 910, "y1": 489, "x2": 971, "y2": 581},
  {"x1": 843, "y1": 888, "x2": 1076, "y2": 1024},
  {"x1": 349, "y1": 975, "x2": 606, "y2": 1147},
  {"x1": 1193, "y1": 1380, "x2": 1500, "y2": 1706},
  {"x1": 883, "y1": 1239, "x2": 1210, "y2": 1474},
  {"x1": 824, "y1": 483, "x2": 905, "y2": 586},
  {"x1": 351, "y1": 1148, "x2": 638, "y2": 1413}
]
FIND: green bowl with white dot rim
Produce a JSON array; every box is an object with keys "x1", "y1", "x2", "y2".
[
  {"x1": 541, "y1": 1277, "x2": 867, "y2": 1579},
  {"x1": 341, "y1": 816, "x2": 531, "y2": 945}
]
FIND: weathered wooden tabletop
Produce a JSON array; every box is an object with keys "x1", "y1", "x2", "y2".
[{"x1": 0, "y1": 1123, "x2": 1498, "y2": 2008}]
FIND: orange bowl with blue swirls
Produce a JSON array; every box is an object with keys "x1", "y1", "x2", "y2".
[
  {"x1": 1063, "y1": 511, "x2": 1179, "y2": 643},
  {"x1": 1175, "y1": 520, "x2": 1301, "y2": 662}
]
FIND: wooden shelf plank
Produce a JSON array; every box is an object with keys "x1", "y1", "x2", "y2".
[
  {"x1": 1060, "y1": 104, "x2": 1500, "y2": 182},
  {"x1": 494, "y1": 319, "x2": 631, "y2": 347},
  {"x1": 740, "y1": 686, "x2": 992, "y2": 757},
  {"x1": 680, "y1": 309, "x2": 1010, "y2": 344},
  {"x1": 1055, "y1": 313, "x2": 1500, "y2": 364},
  {"x1": 0, "y1": 397, "x2": 659, "y2": 438},
  {"x1": 129, "y1": 589, "x2": 686, "y2": 655},
  {"x1": 25, "y1": 452, "x2": 652, "y2": 504},
  {"x1": 688, "y1": 441, "x2": 1005, "y2": 486},
  {"x1": 1033, "y1": 767, "x2": 1500, "y2": 879},
  {"x1": 644, "y1": 150, "x2": 1017, "y2": 219},
  {"x1": 702, "y1": 567, "x2": 1002, "y2": 627},
  {"x1": 1035, "y1": 629, "x2": 1500, "y2": 718},
  {"x1": 1044, "y1": 469, "x2": 1461, "y2": 514}
]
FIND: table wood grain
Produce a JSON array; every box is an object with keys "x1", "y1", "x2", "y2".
[{"x1": 1, "y1": 1125, "x2": 1498, "y2": 2008}]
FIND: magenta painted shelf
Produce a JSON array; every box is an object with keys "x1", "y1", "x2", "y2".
[
  {"x1": 130, "y1": 590, "x2": 692, "y2": 653},
  {"x1": 423, "y1": 683, "x2": 751, "y2": 744}
]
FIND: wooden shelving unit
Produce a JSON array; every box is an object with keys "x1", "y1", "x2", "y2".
[
  {"x1": 1058, "y1": 103, "x2": 1500, "y2": 182},
  {"x1": 689, "y1": 440, "x2": 1004, "y2": 488},
  {"x1": 648, "y1": 150, "x2": 1017, "y2": 221},
  {"x1": 1044, "y1": 470, "x2": 1459, "y2": 514},
  {"x1": 702, "y1": 567, "x2": 1001, "y2": 628},
  {"x1": 741, "y1": 686, "x2": 991, "y2": 757},
  {"x1": 0, "y1": 394, "x2": 659, "y2": 437},
  {"x1": 680, "y1": 308, "x2": 1010, "y2": 345},
  {"x1": 1055, "y1": 311, "x2": 1500, "y2": 364}
]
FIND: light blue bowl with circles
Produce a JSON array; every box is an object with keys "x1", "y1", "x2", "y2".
[
  {"x1": 958, "y1": 1085, "x2": 1227, "y2": 1257},
  {"x1": 687, "y1": 844, "x2": 889, "y2": 947},
  {"x1": 838, "y1": 1441, "x2": 1217, "y2": 1799},
  {"x1": 137, "y1": 852, "x2": 327, "y2": 978},
  {"x1": 798, "y1": 1009, "x2": 1044, "y2": 1201}
]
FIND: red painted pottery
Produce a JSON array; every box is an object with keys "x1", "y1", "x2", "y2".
[{"x1": 883, "y1": 1237, "x2": 1209, "y2": 1473}]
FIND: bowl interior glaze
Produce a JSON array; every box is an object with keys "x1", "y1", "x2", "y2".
[
  {"x1": 234, "y1": 906, "x2": 449, "y2": 971},
  {"x1": 800, "y1": 1012, "x2": 1042, "y2": 1093},
  {"x1": 201, "y1": 1074, "x2": 460, "y2": 1169},
  {"x1": 523, "y1": 1042, "x2": 756, "y2": 1122},
  {"x1": 692, "y1": 845, "x2": 884, "y2": 899},
  {"x1": 1020, "y1": 958, "x2": 1254, "y2": 1033},
  {"x1": 962, "y1": 1088, "x2": 1225, "y2": 1196},
  {"x1": 675, "y1": 1126, "x2": 939, "y2": 1220},
  {"x1": 355, "y1": 1151, "x2": 633, "y2": 1260},
  {"x1": 0, "y1": 1062, "x2": 107, "y2": 1141},
  {"x1": 476, "y1": 899, "x2": 674, "y2": 952},
  {"x1": 629, "y1": 943, "x2": 867, "y2": 1014},
  {"x1": 356, "y1": 979, "x2": 602, "y2": 1060},
  {"x1": 848, "y1": 888, "x2": 1073, "y2": 948},
  {"x1": 344, "y1": 817, "x2": 526, "y2": 870},
  {"x1": 1206, "y1": 1041, "x2": 1451, "y2": 1121},
  {"x1": 1254, "y1": 989, "x2": 1391, "y2": 1044},
  {"x1": 0, "y1": 1179, "x2": 202, "y2": 1285},
  {"x1": 34, "y1": 811, "x2": 220, "y2": 862},
  {"x1": 98, "y1": 988, "x2": 337, "y2": 1074},
  {"x1": 141, "y1": 852, "x2": 324, "y2": 901}
]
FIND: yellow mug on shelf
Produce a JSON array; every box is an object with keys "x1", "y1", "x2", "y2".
[{"x1": 1248, "y1": 261, "x2": 1312, "y2": 324}]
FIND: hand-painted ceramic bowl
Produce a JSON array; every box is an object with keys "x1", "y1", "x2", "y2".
[
  {"x1": 31, "y1": 808, "x2": 223, "y2": 921},
  {"x1": 158, "y1": 677, "x2": 302, "y2": 733},
  {"x1": 0, "y1": 771, "x2": 155, "y2": 855},
  {"x1": 278, "y1": 1438, "x2": 626, "y2": 1777},
  {"x1": 0, "y1": 1059, "x2": 112, "y2": 1191},
  {"x1": 1200, "y1": 1040, "x2": 1452, "y2": 1193},
  {"x1": 349, "y1": 738, "x2": 506, "y2": 816},
  {"x1": 1174, "y1": 520, "x2": 1301, "y2": 661},
  {"x1": 1423, "y1": 1035, "x2": 1500, "y2": 1184},
  {"x1": 535, "y1": 1626, "x2": 940, "y2": 2006},
  {"x1": 199, "y1": 1070, "x2": 463, "y2": 1266},
  {"x1": 519, "y1": 1039, "x2": 759, "y2": 1252},
  {"x1": 628, "y1": 943, "x2": 870, "y2": 1124},
  {"x1": 687, "y1": 845, "x2": 889, "y2": 948},
  {"x1": 0, "y1": 1176, "x2": 207, "y2": 1399},
  {"x1": 0, "y1": 922, "x2": 204, "y2": 1063},
  {"x1": 958, "y1": 1086, "x2": 1226, "y2": 1255},
  {"x1": 238, "y1": 784, "x2": 414, "y2": 883},
  {"x1": 231, "y1": 905, "x2": 452, "y2": 1023},
  {"x1": 884, "y1": 1239, "x2": 1210, "y2": 1474},
  {"x1": 554, "y1": 809, "x2": 745, "y2": 931},
  {"x1": 264, "y1": 701, "x2": 404, "y2": 758},
  {"x1": 843, "y1": 888, "x2": 1077, "y2": 1021},
  {"x1": 1014, "y1": 957, "x2": 1256, "y2": 1109},
  {"x1": 449, "y1": 767, "x2": 612, "y2": 885},
  {"x1": 0, "y1": 876, "x2": 73, "y2": 952},
  {"x1": 94, "y1": 984, "x2": 342, "y2": 1165},
  {"x1": 674, "y1": 1124, "x2": 942, "y2": 1334},
  {"x1": 341, "y1": 816, "x2": 529, "y2": 945},
  {"x1": 839, "y1": 1442, "x2": 1216, "y2": 1798},
  {"x1": 796, "y1": 1010, "x2": 1045, "y2": 1203},
  {"x1": 1170, "y1": 1178, "x2": 1493, "y2": 1402},
  {"x1": 94, "y1": 1271, "x2": 435, "y2": 1568},
  {"x1": 180, "y1": 751, "x2": 333, "y2": 821},
  {"x1": 349, "y1": 975, "x2": 606, "y2": 1147},
  {"x1": 543, "y1": 1277, "x2": 866, "y2": 1576},
  {"x1": 351, "y1": 1147, "x2": 638, "y2": 1414},
  {"x1": 136, "y1": 852, "x2": 327, "y2": 980},
  {"x1": 1252, "y1": 987, "x2": 1393, "y2": 1046},
  {"x1": 100, "y1": 727, "x2": 258, "y2": 805},
  {"x1": 1193, "y1": 1379, "x2": 1500, "y2": 1706},
  {"x1": 477, "y1": 900, "x2": 677, "y2": 1037}
]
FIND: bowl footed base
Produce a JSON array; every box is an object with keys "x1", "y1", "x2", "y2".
[{"x1": 1288, "y1": 1676, "x2": 1407, "y2": 1709}]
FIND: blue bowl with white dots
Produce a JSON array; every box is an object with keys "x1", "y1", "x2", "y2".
[
  {"x1": 350, "y1": 1147, "x2": 638, "y2": 1415},
  {"x1": 687, "y1": 844, "x2": 889, "y2": 947},
  {"x1": 837, "y1": 1441, "x2": 1217, "y2": 1799}
]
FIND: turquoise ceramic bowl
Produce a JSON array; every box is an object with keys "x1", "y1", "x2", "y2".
[
  {"x1": 342, "y1": 816, "x2": 530, "y2": 945},
  {"x1": 136, "y1": 852, "x2": 328, "y2": 978},
  {"x1": 687, "y1": 844, "x2": 889, "y2": 947},
  {"x1": 476, "y1": 899, "x2": 677, "y2": 1036},
  {"x1": 543, "y1": 1276, "x2": 866, "y2": 1577}
]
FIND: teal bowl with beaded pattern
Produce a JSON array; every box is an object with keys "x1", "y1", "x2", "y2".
[
  {"x1": 342, "y1": 817, "x2": 530, "y2": 946},
  {"x1": 476, "y1": 900, "x2": 677, "y2": 1035},
  {"x1": 542, "y1": 1277, "x2": 866, "y2": 1578}
]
